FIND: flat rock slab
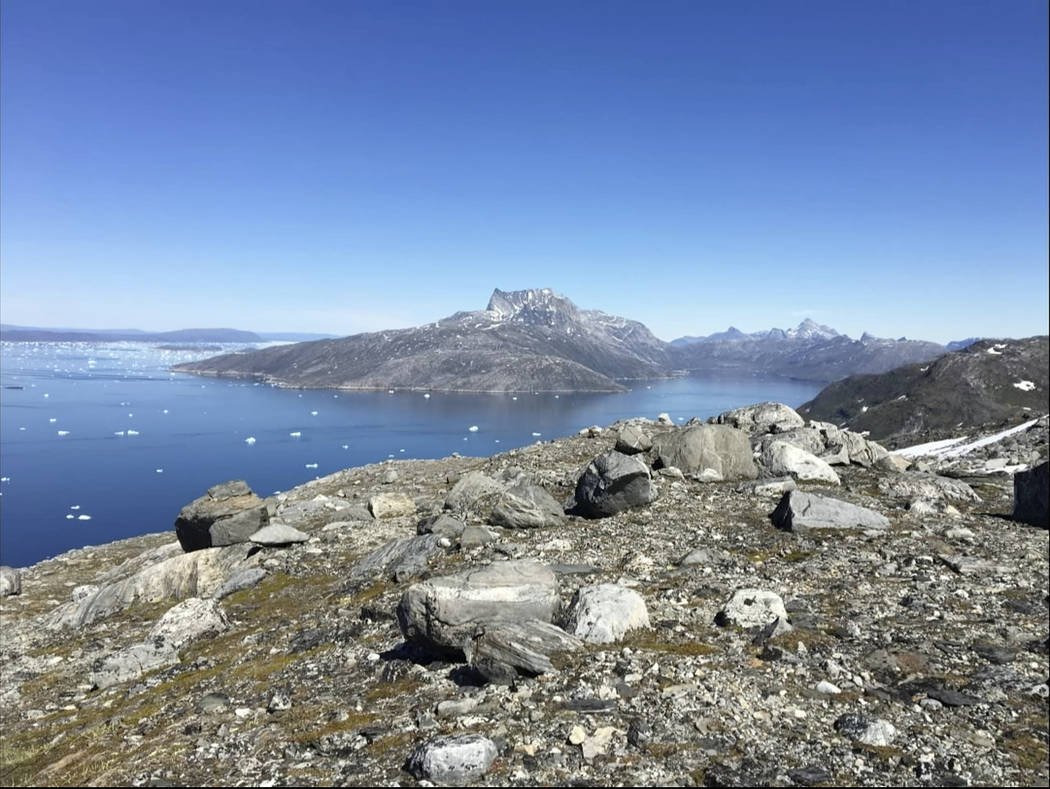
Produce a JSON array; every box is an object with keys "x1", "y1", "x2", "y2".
[
  {"x1": 573, "y1": 451, "x2": 657, "y2": 518},
  {"x1": 249, "y1": 523, "x2": 309, "y2": 545},
  {"x1": 564, "y1": 584, "x2": 650, "y2": 644},
  {"x1": 368, "y1": 492, "x2": 416, "y2": 519},
  {"x1": 878, "y1": 473, "x2": 980, "y2": 504},
  {"x1": 651, "y1": 425, "x2": 757, "y2": 481},
  {"x1": 91, "y1": 642, "x2": 179, "y2": 690},
  {"x1": 465, "y1": 619, "x2": 583, "y2": 682},
  {"x1": 213, "y1": 567, "x2": 267, "y2": 600},
  {"x1": 175, "y1": 480, "x2": 269, "y2": 552},
  {"x1": 349, "y1": 534, "x2": 443, "y2": 583},
  {"x1": 771, "y1": 490, "x2": 889, "y2": 532},
  {"x1": 397, "y1": 560, "x2": 560, "y2": 657},
  {"x1": 762, "y1": 441, "x2": 840, "y2": 485},
  {"x1": 405, "y1": 734, "x2": 498, "y2": 787}
]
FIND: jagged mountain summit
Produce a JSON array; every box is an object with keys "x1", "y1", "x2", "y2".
[
  {"x1": 799, "y1": 336, "x2": 1050, "y2": 441},
  {"x1": 670, "y1": 318, "x2": 840, "y2": 347},
  {"x1": 174, "y1": 289, "x2": 670, "y2": 393}
]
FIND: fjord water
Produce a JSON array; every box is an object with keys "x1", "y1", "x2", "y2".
[{"x1": 0, "y1": 342, "x2": 820, "y2": 567}]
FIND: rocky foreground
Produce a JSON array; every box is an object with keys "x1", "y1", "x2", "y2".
[{"x1": 1, "y1": 404, "x2": 1047, "y2": 787}]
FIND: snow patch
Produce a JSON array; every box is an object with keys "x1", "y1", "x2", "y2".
[
  {"x1": 1013, "y1": 380, "x2": 1036, "y2": 391},
  {"x1": 897, "y1": 417, "x2": 1041, "y2": 459}
]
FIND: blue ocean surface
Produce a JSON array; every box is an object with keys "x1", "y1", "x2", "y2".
[{"x1": 0, "y1": 341, "x2": 821, "y2": 567}]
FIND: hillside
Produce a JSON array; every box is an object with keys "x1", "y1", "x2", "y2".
[{"x1": 799, "y1": 336, "x2": 1050, "y2": 442}]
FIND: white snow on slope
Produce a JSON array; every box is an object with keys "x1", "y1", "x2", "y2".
[{"x1": 897, "y1": 417, "x2": 1041, "y2": 459}]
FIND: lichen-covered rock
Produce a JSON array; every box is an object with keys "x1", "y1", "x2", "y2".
[
  {"x1": 573, "y1": 451, "x2": 657, "y2": 518},
  {"x1": 349, "y1": 535, "x2": 443, "y2": 583},
  {"x1": 761, "y1": 441, "x2": 841, "y2": 485},
  {"x1": 249, "y1": 523, "x2": 309, "y2": 545},
  {"x1": 564, "y1": 584, "x2": 649, "y2": 644},
  {"x1": 715, "y1": 588, "x2": 788, "y2": 628},
  {"x1": 148, "y1": 598, "x2": 229, "y2": 650},
  {"x1": 615, "y1": 424, "x2": 653, "y2": 455},
  {"x1": 771, "y1": 490, "x2": 889, "y2": 532},
  {"x1": 91, "y1": 643, "x2": 179, "y2": 690},
  {"x1": 712, "y1": 402, "x2": 805, "y2": 434},
  {"x1": 405, "y1": 734, "x2": 498, "y2": 786},
  {"x1": 465, "y1": 619, "x2": 582, "y2": 681},
  {"x1": 368, "y1": 492, "x2": 416, "y2": 519},
  {"x1": 0, "y1": 566, "x2": 22, "y2": 597},
  {"x1": 878, "y1": 473, "x2": 980, "y2": 504},
  {"x1": 174, "y1": 480, "x2": 269, "y2": 552}
]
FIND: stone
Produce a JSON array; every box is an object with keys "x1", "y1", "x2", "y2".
[
  {"x1": 1013, "y1": 461, "x2": 1048, "y2": 527},
  {"x1": 405, "y1": 734, "x2": 498, "y2": 786},
  {"x1": 840, "y1": 432, "x2": 890, "y2": 467},
  {"x1": 71, "y1": 584, "x2": 98, "y2": 602},
  {"x1": 715, "y1": 588, "x2": 788, "y2": 628},
  {"x1": 615, "y1": 424, "x2": 653, "y2": 455},
  {"x1": 148, "y1": 597, "x2": 229, "y2": 650},
  {"x1": 91, "y1": 642, "x2": 179, "y2": 690},
  {"x1": 465, "y1": 619, "x2": 583, "y2": 681},
  {"x1": 876, "y1": 453, "x2": 912, "y2": 473},
  {"x1": 759, "y1": 427, "x2": 826, "y2": 457},
  {"x1": 712, "y1": 402, "x2": 805, "y2": 434},
  {"x1": 564, "y1": 585, "x2": 650, "y2": 644},
  {"x1": 651, "y1": 425, "x2": 757, "y2": 480},
  {"x1": 248, "y1": 523, "x2": 309, "y2": 545},
  {"x1": 418, "y1": 513, "x2": 468, "y2": 539},
  {"x1": 368, "y1": 492, "x2": 416, "y2": 519},
  {"x1": 212, "y1": 567, "x2": 267, "y2": 600},
  {"x1": 46, "y1": 543, "x2": 256, "y2": 629},
  {"x1": 0, "y1": 566, "x2": 22, "y2": 597},
  {"x1": 458, "y1": 525, "x2": 496, "y2": 548},
  {"x1": 771, "y1": 490, "x2": 889, "y2": 532},
  {"x1": 878, "y1": 473, "x2": 980, "y2": 504},
  {"x1": 737, "y1": 477, "x2": 797, "y2": 496},
  {"x1": 833, "y1": 714, "x2": 897, "y2": 747},
  {"x1": 572, "y1": 451, "x2": 657, "y2": 518},
  {"x1": 581, "y1": 726, "x2": 617, "y2": 761},
  {"x1": 657, "y1": 412, "x2": 673, "y2": 425},
  {"x1": 761, "y1": 441, "x2": 840, "y2": 485},
  {"x1": 349, "y1": 535, "x2": 443, "y2": 583},
  {"x1": 267, "y1": 691, "x2": 292, "y2": 712},
  {"x1": 816, "y1": 681, "x2": 842, "y2": 695},
  {"x1": 382, "y1": 469, "x2": 399, "y2": 484},
  {"x1": 444, "y1": 471, "x2": 506, "y2": 516},
  {"x1": 397, "y1": 560, "x2": 560, "y2": 657},
  {"x1": 489, "y1": 481, "x2": 565, "y2": 529},
  {"x1": 174, "y1": 480, "x2": 269, "y2": 552}
]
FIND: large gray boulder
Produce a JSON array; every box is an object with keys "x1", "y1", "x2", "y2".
[
  {"x1": 249, "y1": 523, "x2": 309, "y2": 545},
  {"x1": 46, "y1": 543, "x2": 256, "y2": 629},
  {"x1": 572, "y1": 451, "x2": 657, "y2": 518},
  {"x1": 715, "y1": 588, "x2": 788, "y2": 628},
  {"x1": 615, "y1": 424, "x2": 653, "y2": 455},
  {"x1": 650, "y1": 425, "x2": 757, "y2": 480},
  {"x1": 91, "y1": 642, "x2": 179, "y2": 690},
  {"x1": 761, "y1": 441, "x2": 841, "y2": 485},
  {"x1": 564, "y1": 584, "x2": 650, "y2": 644},
  {"x1": 759, "y1": 428, "x2": 826, "y2": 457},
  {"x1": 465, "y1": 619, "x2": 583, "y2": 682},
  {"x1": 1013, "y1": 461, "x2": 1048, "y2": 527},
  {"x1": 148, "y1": 597, "x2": 229, "y2": 650},
  {"x1": 771, "y1": 490, "x2": 889, "y2": 532},
  {"x1": 175, "y1": 480, "x2": 269, "y2": 552},
  {"x1": 349, "y1": 535, "x2": 444, "y2": 583},
  {"x1": 368, "y1": 492, "x2": 417, "y2": 519},
  {"x1": 397, "y1": 560, "x2": 560, "y2": 657},
  {"x1": 0, "y1": 566, "x2": 22, "y2": 597},
  {"x1": 405, "y1": 734, "x2": 499, "y2": 786},
  {"x1": 445, "y1": 471, "x2": 564, "y2": 528},
  {"x1": 712, "y1": 402, "x2": 805, "y2": 434},
  {"x1": 444, "y1": 471, "x2": 506, "y2": 516}
]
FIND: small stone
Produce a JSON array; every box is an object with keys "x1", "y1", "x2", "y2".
[
  {"x1": 815, "y1": 681, "x2": 842, "y2": 695},
  {"x1": 267, "y1": 691, "x2": 292, "y2": 712},
  {"x1": 715, "y1": 588, "x2": 788, "y2": 628},
  {"x1": 568, "y1": 726, "x2": 587, "y2": 745},
  {"x1": 834, "y1": 713, "x2": 897, "y2": 747},
  {"x1": 248, "y1": 523, "x2": 309, "y2": 546}
]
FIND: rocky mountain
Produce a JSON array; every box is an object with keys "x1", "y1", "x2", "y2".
[
  {"x1": 174, "y1": 289, "x2": 671, "y2": 393},
  {"x1": 669, "y1": 324, "x2": 947, "y2": 383},
  {"x1": 799, "y1": 336, "x2": 1050, "y2": 442},
  {"x1": 2, "y1": 403, "x2": 1047, "y2": 787}
]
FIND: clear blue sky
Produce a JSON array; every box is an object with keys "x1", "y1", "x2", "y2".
[{"x1": 2, "y1": 0, "x2": 1047, "y2": 343}]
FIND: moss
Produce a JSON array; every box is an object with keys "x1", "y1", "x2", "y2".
[
  {"x1": 290, "y1": 713, "x2": 380, "y2": 743},
  {"x1": 1004, "y1": 731, "x2": 1050, "y2": 772},
  {"x1": 364, "y1": 676, "x2": 424, "y2": 702},
  {"x1": 619, "y1": 632, "x2": 717, "y2": 656}
]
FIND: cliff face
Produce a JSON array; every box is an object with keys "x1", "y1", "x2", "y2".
[
  {"x1": 799, "y1": 336, "x2": 1050, "y2": 441},
  {"x1": 2, "y1": 406, "x2": 1047, "y2": 787}
]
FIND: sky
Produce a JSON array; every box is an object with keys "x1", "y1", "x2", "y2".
[{"x1": 1, "y1": 0, "x2": 1047, "y2": 344}]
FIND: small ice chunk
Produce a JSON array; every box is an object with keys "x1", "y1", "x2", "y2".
[
  {"x1": 77, "y1": 514, "x2": 91, "y2": 521},
  {"x1": 388, "y1": 390, "x2": 394, "y2": 394},
  {"x1": 70, "y1": 505, "x2": 80, "y2": 510},
  {"x1": 860, "y1": 406, "x2": 869, "y2": 413},
  {"x1": 423, "y1": 393, "x2": 430, "y2": 399},
  {"x1": 289, "y1": 431, "x2": 301, "y2": 438},
  {"x1": 43, "y1": 393, "x2": 49, "y2": 398},
  {"x1": 49, "y1": 417, "x2": 57, "y2": 423},
  {"x1": 57, "y1": 430, "x2": 70, "y2": 436},
  {"x1": 468, "y1": 425, "x2": 479, "y2": 432},
  {"x1": 114, "y1": 431, "x2": 125, "y2": 437},
  {"x1": 126, "y1": 430, "x2": 139, "y2": 436},
  {"x1": 305, "y1": 462, "x2": 318, "y2": 469},
  {"x1": 1013, "y1": 380, "x2": 1036, "y2": 391},
  {"x1": 155, "y1": 468, "x2": 163, "y2": 473},
  {"x1": 310, "y1": 410, "x2": 318, "y2": 416},
  {"x1": 66, "y1": 514, "x2": 74, "y2": 520},
  {"x1": 341, "y1": 444, "x2": 349, "y2": 450},
  {"x1": 245, "y1": 436, "x2": 256, "y2": 445},
  {"x1": 512, "y1": 396, "x2": 518, "y2": 400},
  {"x1": 532, "y1": 432, "x2": 542, "y2": 437},
  {"x1": 0, "y1": 477, "x2": 9, "y2": 482},
  {"x1": 162, "y1": 409, "x2": 169, "y2": 414},
  {"x1": 399, "y1": 448, "x2": 405, "y2": 453}
]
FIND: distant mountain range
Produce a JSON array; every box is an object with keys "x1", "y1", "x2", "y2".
[
  {"x1": 0, "y1": 325, "x2": 336, "y2": 343},
  {"x1": 799, "y1": 336, "x2": 1050, "y2": 441},
  {"x1": 172, "y1": 288, "x2": 956, "y2": 393}
]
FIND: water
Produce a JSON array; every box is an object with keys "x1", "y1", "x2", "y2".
[{"x1": 0, "y1": 341, "x2": 820, "y2": 567}]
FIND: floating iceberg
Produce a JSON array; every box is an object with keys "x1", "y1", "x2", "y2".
[
  {"x1": 49, "y1": 417, "x2": 57, "y2": 423},
  {"x1": 423, "y1": 393, "x2": 430, "y2": 399},
  {"x1": 468, "y1": 425, "x2": 479, "y2": 432},
  {"x1": 341, "y1": 444, "x2": 349, "y2": 450},
  {"x1": 289, "y1": 431, "x2": 302, "y2": 438},
  {"x1": 70, "y1": 505, "x2": 80, "y2": 510},
  {"x1": 57, "y1": 430, "x2": 70, "y2": 436},
  {"x1": 531, "y1": 432, "x2": 542, "y2": 437},
  {"x1": 114, "y1": 431, "x2": 125, "y2": 437},
  {"x1": 127, "y1": 429, "x2": 140, "y2": 436},
  {"x1": 305, "y1": 462, "x2": 318, "y2": 469},
  {"x1": 310, "y1": 410, "x2": 318, "y2": 416},
  {"x1": 77, "y1": 514, "x2": 91, "y2": 521},
  {"x1": 245, "y1": 436, "x2": 257, "y2": 445},
  {"x1": 66, "y1": 514, "x2": 74, "y2": 520}
]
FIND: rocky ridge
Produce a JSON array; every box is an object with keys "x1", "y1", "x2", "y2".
[{"x1": 1, "y1": 404, "x2": 1047, "y2": 787}]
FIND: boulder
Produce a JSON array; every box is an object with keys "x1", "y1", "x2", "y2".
[
  {"x1": 212, "y1": 567, "x2": 267, "y2": 600},
  {"x1": 405, "y1": 734, "x2": 498, "y2": 787},
  {"x1": 418, "y1": 513, "x2": 468, "y2": 539},
  {"x1": 46, "y1": 543, "x2": 256, "y2": 629},
  {"x1": 564, "y1": 584, "x2": 650, "y2": 644},
  {"x1": 759, "y1": 427, "x2": 826, "y2": 457},
  {"x1": 761, "y1": 441, "x2": 840, "y2": 485},
  {"x1": 875, "y1": 453, "x2": 912, "y2": 473},
  {"x1": 771, "y1": 490, "x2": 889, "y2": 532},
  {"x1": 368, "y1": 492, "x2": 416, "y2": 519},
  {"x1": 572, "y1": 451, "x2": 657, "y2": 518},
  {"x1": 834, "y1": 714, "x2": 897, "y2": 747},
  {"x1": 489, "y1": 481, "x2": 565, "y2": 529},
  {"x1": 174, "y1": 480, "x2": 269, "y2": 552},
  {"x1": 1013, "y1": 461, "x2": 1049, "y2": 527},
  {"x1": 712, "y1": 402, "x2": 805, "y2": 434},
  {"x1": 737, "y1": 477, "x2": 797, "y2": 497},
  {"x1": 349, "y1": 535, "x2": 443, "y2": 583},
  {"x1": 249, "y1": 523, "x2": 309, "y2": 545},
  {"x1": 465, "y1": 619, "x2": 583, "y2": 682},
  {"x1": 148, "y1": 598, "x2": 229, "y2": 650},
  {"x1": 650, "y1": 425, "x2": 757, "y2": 480},
  {"x1": 615, "y1": 424, "x2": 653, "y2": 455},
  {"x1": 715, "y1": 588, "x2": 788, "y2": 628},
  {"x1": 838, "y1": 432, "x2": 889, "y2": 467},
  {"x1": 397, "y1": 560, "x2": 560, "y2": 657},
  {"x1": 444, "y1": 471, "x2": 506, "y2": 516},
  {"x1": 0, "y1": 566, "x2": 22, "y2": 597},
  {"x1": 877, "y1": 473, "x2": 980, "y2": 504}
]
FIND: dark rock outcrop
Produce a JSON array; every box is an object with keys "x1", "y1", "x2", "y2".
[
  {"x1": 572, "y1": 451, "x2": 657, "y2": 517},
  {"x1": 174, "y1": 481, "x2": 269, "y2": 552},
  {"x1": 1013, "y1": 461, "x2": 1049, "y2": 527}
]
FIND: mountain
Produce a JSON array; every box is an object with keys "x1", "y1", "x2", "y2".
[
  {"x1": 669, "y1": 323, "x2": 945, "y2": 383},
  {"x1": 173, "y1": 288, "x2": 671, "y2": 393},
  {"x1": 0, "y1": 325, "x2": 263, "y2": 343},
  {"x1": 798, "y1": 336, "x2": 1050, "y2": 441},
  {"x1": 946, "y1": 337, "x2": 981, "y2": 352}
]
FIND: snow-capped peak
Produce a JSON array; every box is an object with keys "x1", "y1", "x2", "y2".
[{"x1": 787, "y1": 318, "x2": 840, "y2": 340}]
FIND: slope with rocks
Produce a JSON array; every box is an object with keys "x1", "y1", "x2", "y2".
[
  {"x1": 1, "y1": 403, "x2": 1047, "y2": 787},
  {"x1": 799, "y1": 336, "x2": 1050, "y2": 442},
  {"x1": 173, "y1": 289, "x2": 670, "y2": 393}
]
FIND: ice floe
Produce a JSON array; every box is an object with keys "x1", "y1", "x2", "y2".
[
  {"x1": 70, "y1": 505, "x2": 80, "y2": 510},
  {"x1": 305, "y1": 463, "x2": 318, "y2": 469},
  {"x1": 66, "y1": 514, "x2": 74, "y2": 520},
  {"x1": 310, "y1": 410, "x2": 318, "y2": 416},
  {"x1": 245, "y1": 436, "x2": 257, "y2": 445},
  {"x1": 155, "y1": 468, "x2": 163, "y2": 473},
  {"x1": 897, "y1": 417, "x2": 1041, "y2": 459},
  {"x1": 57, "y1": 430, "x2": 70, "y2": 436},
  {"x1": 77, "y1": 514, "x2": 91, "y2": 521},
  {"x1": 423, "y1": 393, "x2": 430, "y2": 399},
  {"x1": 531, "y1": 431, "x2": 542, "y2": 437},
  {"x1": 468, "y1": 425, "x2": 479, "y2": 432},
  {"x1": 341, "y1": 444, "x2": 349, "y2": 450},
  {"x1": 1013, "y1": 380, "x2": 1036, "y2": 391},
  {"x1": 289, "y1": 431, "x2": 302, "y2": 438},
  {"x1": 49, "y1": 418, "x2": 57, "y2": 423},
  {"x1": 126, "y1": 430, "x2": 140, "y2": 436},
  {"x1": 114, "y1": 431, "x2": 125, "y2": 437}
]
